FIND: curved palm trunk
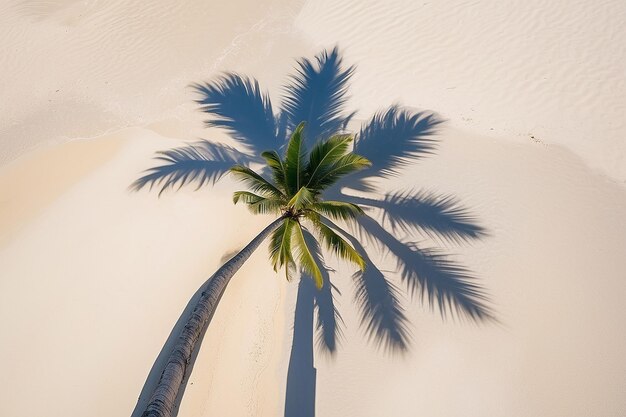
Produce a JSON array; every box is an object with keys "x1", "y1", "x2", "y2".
[{"x1": 141, "y1": 216, "x2": 285, "y2": 417}]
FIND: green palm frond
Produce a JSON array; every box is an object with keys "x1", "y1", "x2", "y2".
[
  {"x1": 305, "y1": 134, "x2": 353, "y2": 187},
  {"x1": 248, "y1": 198, "x2": 285, "y2": 214},
  {"x1": 230, "y1": 165, "x2": 284, "y2": 198},
  {"x1": 285, "y1": 122, "x2": 307, "y2": 194},
  {"x1": 269, "y1": 218, "x2": 296, "y2": 280},
  {"x1": 287, "y1": 187, "x2": 315, "y2": 210},
  {"x1": 261, "y1": 150, "x2": 288, "y2": 193},
  {"x1": 292, "y1": 222, "x2": 324, "y2": 288},
  {"x1": 249, "y1": 198, "x2": 284, "y2": 215},
  {"x1": 308, "y1": 153, "x2": 371, "y2": 189},
  {"x1": 306, "y1": 213, "x2": 365, "y2": 270},
  {"x1": 233, "y1": 191, "x2": 284, "y2": 215},
  {"x1": 309, "y1": 201, "x2": 364, "y2": 221},
  {"x1": 232, "y1": 191, "x2": 265, "y2": 204}
]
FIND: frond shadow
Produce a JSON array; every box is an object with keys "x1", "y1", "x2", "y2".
[
  {"x1": 355, "y1": 215, "x2": 494, "y2": 322},
  {"x1": 284, "y1": 276, "x2": 317, "y2": 417},
  {"x1": 285, "y1": 231, "x2": 341, "y2": 417},
  {"x1": 281, "y1": 46, "x2": 355, "y2": 143},
  {"x1": 345, "y1": 190, "x2": 487, "y2": 245},
  {"x1": 353, "y1": 262, "x2": 412, "y2": 353},
  {"x1": 131, "y1": 47, "x2": 494, "y2": 417},
  {"x1": 130, "y1": 141, "x2": 249, "y2": 196},
  {"x1": 305, "y1": 229, "x2": 343, "y2": 355},
  {"x1": 347, "y1": 105, "x2": 443, "y2": 192},
  {"x1": 192, "y1": 73, "x2": 280, "y2": 153}
]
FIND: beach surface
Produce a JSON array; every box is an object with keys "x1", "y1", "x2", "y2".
[{"x1": 1, "y1": 1, "x2": 625, "y2": 416}]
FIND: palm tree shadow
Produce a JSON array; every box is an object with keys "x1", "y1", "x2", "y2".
[
  {"x1": 282, "y1": 106, "x2": 492, "y2": 416},
  {"x1": 284, "y1": 231, "x2": 341, "y2": 417},
  {"x1": 131, "y1": 47, "x2": 494, "y2": 417},
  {"x1": 284, "y1": 277, "x2": 317, "y2": 417}
]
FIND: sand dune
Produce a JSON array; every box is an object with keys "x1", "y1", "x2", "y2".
[{"x1": 1, "y1": 0, "x2": 625, "y2": 416}]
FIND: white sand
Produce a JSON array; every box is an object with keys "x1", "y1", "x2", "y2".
[
  {"x1": 295, "y1": 0, "x2": 626, "y2": 183},
  {"x1": 1, "y1": 1, "x2": 625, "y2": 416}
]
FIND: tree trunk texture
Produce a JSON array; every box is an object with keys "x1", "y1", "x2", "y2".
[{"x1": 141, "y1": 216, "x2": 285, "y2": 417}]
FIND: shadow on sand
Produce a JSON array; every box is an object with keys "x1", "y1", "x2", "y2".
[{"x1": 132, "y1": 47, "x2": 493, "y2": 417}]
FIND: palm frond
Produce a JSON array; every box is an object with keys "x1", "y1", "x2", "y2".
[
  {"x1": 306, "y1": 213, "x2": 365, "y2": 271},
  {"x1": 233, "y1": 191, "x2": 284, "y2": 215},
  {"x1": 281, "y1": 47, "x2": 355, "y2": 142},
  {"x1": 192, "y1": 73, "x2": 278, "y2": 153},
  {"x1": 285, "y1": 122, "x2": 307, "y2": 194},
  {"x1": 250, "y1": 199, "x2": 284, "y2": 215},
  {"x1": 305, "y1": 134, "x2": 353, "y2": 188},
  {"x1": 269, "y1": 218, "x2": 295, "y2": 280},
  {"x1": 130, "y1": 141, "x2": 246, "y2": 196},
  {"x1": 229, "y1": 165, "x2": 284, "y2": 199},
  {"x1": 301, "y1": 229, "x2": 343, "y2": 354},
  {"x1": 261, "y1": 150, "x2": 288, "y2": 193},
  {"x1": 232, "y1": 190, "x2": 265, "y2": 205},
  {"x1": 309, "y1": 153, "x2": 371, "y2": 189},
  {"x1": 292, "y1": 222, "x2": 324, "y2": 288},
  {"x1": 309, "y1": 201, "x2": 364, "y2": 222},
  {"x1": 287, "y1": 187, "x2": 315, "y2": 210},
  {"x1": 354, "y1": 105, "x2": 442, "y2": 179}
]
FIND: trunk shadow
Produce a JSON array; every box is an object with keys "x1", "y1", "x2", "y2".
[{"x1": 284, "y1": 278, "x2": 317, "y2": 417}]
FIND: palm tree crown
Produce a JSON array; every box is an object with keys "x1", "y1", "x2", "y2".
[
  {"x1": 132, "y1": 47, "x2": 494, "y2": 354},
  {"x1": 231, "y1": 122, "x2": 370, "y2": 288},
  {"x1": 131, "y1": 48, "x2": 495, "y2": 417}
]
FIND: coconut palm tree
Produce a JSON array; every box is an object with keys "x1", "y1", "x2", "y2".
[
  {"x1": 131, "y1": 47, "x2": 494, "y2": 417},
  {"x1": 134, "y1": 122, "x2": 372, "y2": 417},
  {"x1": 231, "y1": 122, "x2": 372, "y2": 286}
]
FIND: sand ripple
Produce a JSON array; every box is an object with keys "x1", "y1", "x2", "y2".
[{"x1": 295, "y1": 0, "x2": 626, "y2": 182}]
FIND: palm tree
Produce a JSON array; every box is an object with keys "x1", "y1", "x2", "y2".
[
  {"x1": 135, "y1": 122, "x2": 372, "y2": 417},
  {"x1": 131, "y1": 48, "x2": 494, "y2": 417}
]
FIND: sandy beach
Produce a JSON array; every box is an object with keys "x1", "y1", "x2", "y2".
[{"x1": 1, "y1": 1, "x2": 625, "y2": 416}]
